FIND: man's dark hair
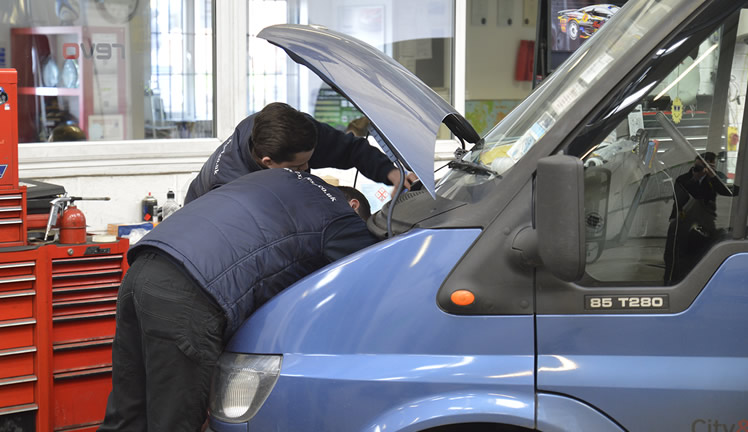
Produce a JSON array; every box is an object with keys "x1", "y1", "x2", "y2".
[
  {"x1": 251, "y1": 102, "x2": 317, "y2": 163},
  {"x1": 701, "y1": 152, "x2": 716, "y2": 164},
  {"x1": 337, "y1": 186, "x2": 372, "y2": 221}
]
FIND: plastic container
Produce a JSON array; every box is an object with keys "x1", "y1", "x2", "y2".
[{"x1": 161, "y1": 189, "x2": 180, "y2": 220}]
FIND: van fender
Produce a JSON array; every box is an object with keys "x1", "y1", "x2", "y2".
[
  {"x1": 362, "y1": 390, "x2": 535, "y2": 432},
  {"x1": 536, "y1": 392, "x2": 624, "y2": 432}
]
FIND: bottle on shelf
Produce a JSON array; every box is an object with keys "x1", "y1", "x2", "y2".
[{"x1": 161, "y1": 189, "x2": 180, "y2": 220}]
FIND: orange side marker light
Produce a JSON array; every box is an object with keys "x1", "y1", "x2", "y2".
[{"x1": 450, "y1": 290, "x2": 475, "y2": 306}]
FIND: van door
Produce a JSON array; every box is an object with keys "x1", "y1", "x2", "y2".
[{"x1": 535, "y1": 10, "x2": 748, "y2": 431}]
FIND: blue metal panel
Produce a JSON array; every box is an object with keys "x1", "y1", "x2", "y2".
[
  {"x1": 249, "y1": 355, "x2": 534, "y2": 431},
  {"x1": 221, "y1": 229, "x2": 536, "y2": 431},
  {"x1": 537, "y1": 253, "x2": 748, "y2": 431},
  {"x1": 206, "y1": 418, "x2": 247, "y2": 432},
  {"x1": 536, "y1": 393, "x2": 624, "y2": 432}
]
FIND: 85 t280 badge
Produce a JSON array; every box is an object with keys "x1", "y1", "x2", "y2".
[{"x1": 585, "y1": 294, "x2": 669, "y2": 311}]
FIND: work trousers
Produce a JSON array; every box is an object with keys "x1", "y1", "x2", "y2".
[{"x1": 99, "y1": 252, "x2": 226, "y2": 432}]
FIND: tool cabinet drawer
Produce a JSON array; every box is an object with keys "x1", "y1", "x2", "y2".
[
  {"x1": 0, "y1": 195, "x2": 22, "y2": 208},
  {"x1": 0, "y1": 319, "x2": 34, "y2": 350},
  {"x1": 0, "y1": 261, "x2": 34, "y2": 278},
  {"x1": 52, "y1": 283, "x2": 120, "y2": 304},
  {"x1": 51, "y1": 269, "x2": 123, "y2": 290},
  {"x1": 52, "y1": 296, "x2": 117, "y2": 318},
  {"x1": 53, "y1": 339, "x2": 113, "y2": 373},
  {"x1": 53, "y1": 367, "x2": 111, "y2": 430},
  {"x1": 0, "y1": 262, "x2": 34, "y2": 294},
  {"x1": 0, "y1": 205, "x2": 22, "y2": 220},
  {"x1": 0, "y1": 376, "x2": 35, "y2": 408},
  {"x1": 0, "y1": 290, "x2": 34, "y2": 320},
  {"x1": 52, "y1": 312, "x2": 116, "y2": 344},
  {"x1": 0, "y1": 219, "x2": 24, "y2": 247},
  {"x1": 52, "y1": 255, "x2": 124, "y2": 274},
  {"x1": 0, "y1": 348, "x2": 35, "y2": 380}
]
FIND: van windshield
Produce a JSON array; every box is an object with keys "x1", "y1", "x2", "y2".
[{"x1": 436, "y1": 0, "x2": 701, "y2": 201}]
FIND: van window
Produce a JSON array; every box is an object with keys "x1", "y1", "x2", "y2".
[{"x1": 579, "y1": 20, "x2": 745, "y2": 286}]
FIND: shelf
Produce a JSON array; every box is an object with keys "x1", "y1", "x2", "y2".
[
  {"x1": 10, "y1": 25, "x2": 127, "y2": 142},
  {"x1": 18, "y1": 87, "x2": 82, "y2": 97},
  {"x1": 10, "y1": 27, "x2": 82, "y2": 36}
]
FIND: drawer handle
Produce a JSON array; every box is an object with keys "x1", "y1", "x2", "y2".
[
  {"x1": 0, "y1": 262, "x2": 35, "y2": 269},
  {"x1": 0, "y1": 207, "x2": 22, "y2": 212},
  {"x1": 52, "y1": 310, "x2": 116, "y2": 323},
  {"x1": 0, "y1": 289, "x2": 35, "y2": 299},
  {"x1": 53, "y1": 254, "x2": 124, "y2": 264},
  {"x1": 0, "y1": 346, "x2": 37, "y2": 357},
  {"x1": 0, "y1": 195, "x2": 22, "y2": 200},
  {"x1": 0, "y1": 219, "x2": 22, "y2": 225},
  {"x1": 0, "y1": 403, "x2": 38, "y2": 416},
  {"x1": 54, "y1": 366, "x2": 112, "y2": 380},
  {"x1": 0, "y1": 375, "x2": 37, "y2": 386},
  {"x1": 52, "y1": 269, "x2": 122, "y2": 279},
  {"x1": 0, "y1": 318, "x2": 36, "y2": 328},
  {"x1": 0, "y1": 275, "x2": 36, "y2": 284},
  {"x1": 54, "y1": 338, "x2": 113, "y2": 352}
]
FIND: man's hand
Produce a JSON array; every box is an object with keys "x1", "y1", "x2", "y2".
[{"x1": 387, "y1": 169, "x2": 418, "y2": 191}]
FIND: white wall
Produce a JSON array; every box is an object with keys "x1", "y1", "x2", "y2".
[
  {"x1": 466, "y1": 0, "x2": 536, "y2": 101},
  {"x1": 18, "y1": 136, "x2": 461, "y2": 233},
  {"x1": 18, "y1": 139, "x2": 218, "y2": 233}
]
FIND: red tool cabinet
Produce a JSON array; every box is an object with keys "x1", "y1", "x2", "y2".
[
  {"x1": 0, "y1": 67, "x2": 129, "y2": 431},
  {"x1": 0, "y1": 69, "x2": 19, "y2": 189},
  {"x1": 0, "y1": 239, "x2": 129, "y2": 432}
]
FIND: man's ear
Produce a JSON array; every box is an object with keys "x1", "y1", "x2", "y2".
[
  {"x1": 348, "y1": 199, "x2": 360, "y2": 212},
  {"x1": 260, "y1": 156, "x2": 274, "y2": 168}
]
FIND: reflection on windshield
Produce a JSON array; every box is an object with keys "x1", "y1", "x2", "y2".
[
  {"x1": 577, "y1": 16, "x2": 743, "y2": 286},
  {"x1": 436, "y1": 0, "x2": 699, "y2": 201}
]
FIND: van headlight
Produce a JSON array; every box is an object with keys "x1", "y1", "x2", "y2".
[{"x1": 209, "y1": 353, "x2": 282, "y2": 423}]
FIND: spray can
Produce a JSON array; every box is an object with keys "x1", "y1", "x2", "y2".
[{"x1": 142, "y1": 192, "x2": 158, "y2": 222}]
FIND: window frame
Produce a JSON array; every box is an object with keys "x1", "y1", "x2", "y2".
[{"x1": 18, "y1": 1, "x2": 466, "y2": 179}]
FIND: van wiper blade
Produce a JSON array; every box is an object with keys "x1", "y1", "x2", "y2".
[{"x1": 448, "y1": 159, "x2": 500, "y2": 177}]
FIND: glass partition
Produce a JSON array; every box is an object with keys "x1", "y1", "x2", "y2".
[
  {"x1": 247, "y1": 0, "x2": 454, "y2": 136},
  {"x1": 1, "y1": 0, "x2": 214, "y2": 143}
]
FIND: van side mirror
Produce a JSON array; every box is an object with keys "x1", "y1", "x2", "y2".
[
  {"x1": 513, "y1": 155, "x2": 585, "y2": 282},
  {"x1": 536, "y1": 155, "x2": 585, "y2": 281}
]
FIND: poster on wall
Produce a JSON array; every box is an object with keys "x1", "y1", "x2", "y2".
[{"x1": 550, "y1": 1, "x2": 627, "y2": 68}]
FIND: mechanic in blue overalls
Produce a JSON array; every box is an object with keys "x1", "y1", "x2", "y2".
[
  {"x1": 185, "y1": 102, "x2": 416, "y2": 204},
  {"x1": 99, "y1": 164, "x2": 378, "y2": 431}
]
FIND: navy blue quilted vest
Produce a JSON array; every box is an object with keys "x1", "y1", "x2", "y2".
[{"x1": 130, "y1": 168, "x2": 366, "y2": 335}]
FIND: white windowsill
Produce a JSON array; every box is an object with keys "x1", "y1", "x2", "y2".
[
  {"x1": 18, "y1": 138, "x2": 222, "y2": 178},
  {"x1": 18, "y1": 138, "x2": 461, "y2": 179}
]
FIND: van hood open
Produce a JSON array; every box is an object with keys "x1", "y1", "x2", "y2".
[{"x1": 258, "y1": 24, "x2": 480, "y2": 197}]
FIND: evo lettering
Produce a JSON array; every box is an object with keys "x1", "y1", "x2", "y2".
[{"x1": 62, "y1": 42, "x2": 125, "y2": 61}]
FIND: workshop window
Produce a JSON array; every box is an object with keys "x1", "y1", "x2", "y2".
[
  {"x1": 3, "y1": 0, "x2": 215, "y2": 143},
  {"x1": 246, "y1": 0, "x2": 455, "y2": 135}
]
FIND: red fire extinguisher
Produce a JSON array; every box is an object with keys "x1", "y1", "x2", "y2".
[
  {"x1": 45, "y1": 195, "x2": 110, "y2": 244},
  {"x1": 59, "y1": 204, "x2": 87, "y2": 244}
]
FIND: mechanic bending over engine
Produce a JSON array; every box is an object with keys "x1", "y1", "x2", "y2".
[
  {"x1": 99, "y1": 170, "x2": 378, "y2": 431},
  {"x1": 185, "y1": 102, "x2": 417, "y2": 204}
]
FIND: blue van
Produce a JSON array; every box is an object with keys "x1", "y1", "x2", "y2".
[{"x1": 208, "y1": 0, "x2": 748, "y2": 430}]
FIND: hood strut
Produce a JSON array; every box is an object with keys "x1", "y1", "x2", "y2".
[{"x1": 368, "y1": 125, "x2": 406, "y2": 238}]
